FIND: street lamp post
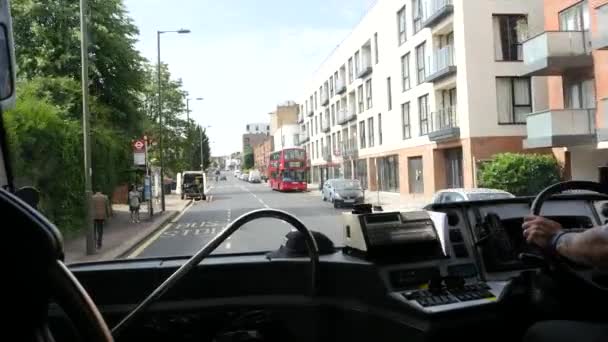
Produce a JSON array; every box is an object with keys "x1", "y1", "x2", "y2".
[
  {"x1": 157, "y1": 28, "x2": 190, "y2": 212},
  {"x1": 199, "y1": 126, "x2": 211, "y2": 172}
]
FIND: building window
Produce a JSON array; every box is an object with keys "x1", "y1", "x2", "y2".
[
  {"x1": 329, "y1": 76, "x2": 334, "y2": 97},
  {"x1": 416, "y1": 43, "x2": 426, "y2": 84},
  {"x1": 332, "y1": 133, "x2": 336, "y2": 154},
  {"x1": 401, "y1": 53, "x2": 411, "y2": 91},
  {"x1": 365, "y1": 79, "x2": 373, "y2": 109},
  {"x1": 357, "y1": 85, "x2": 364, "y2": 113},
  {"x1": 355, "y1": 159, "x2": 368, "y2": 189},
  {"x1": 315, "y1": 115, "x2": 318, "y2": 134},
  {"x1": 256, "y1": 126, "x2": 259, "y2": 131},
  {"x1": 368, "y1": 117, "x2": 375, "y2": 147},
  {"x1": 559, "y1": 0, "x2": 589, "y2": 31},
  {"x1": 564, "y1": 77, "x2": 596, "y2": 109},
  {"x1": 374, "y1": 32, "x2": 379, "y2": 64},
  {"x1": 246, "y1": 124, "x2": 250, "y2": 131},
  {"x1": 412, "y1": 0, "x2": 422, "y2": 33},
  {"x1": 401, "y1": 102, "x2": 411, "y2": 139},
  {"x1": 354, "y1": 51, "x2": 361, "y2": 77},
  {"x1": 496, "y1": 77, "x2": 531, "y2": 124},
  {"x1": 336, "y1": 100, "x2": 341, "y2": 113},
  {"x1": 397, "y1": 5, "x2": 406, "y2": 45},
  {"x1": 359, "y1": 120, "x2": 366, "y2": 148},
  {"x1": 348, "y1": 57, "x2": 354, "y2": 84},
  {"x1": 314, "y1": 91, "x2": 318, "y2": 109},
  {"x1": 493, "y1": 15, "x2": 527, "y2": 61},
  {"x1": 377, "y1": 155, "x2": 400, "y2": 192},
  {"x1": 331, "y1": 104, "x2": 336, "y2": 126},
  {"x1": 386, "y1": 77, "x2": 392, "y2": 111},
  {"x1": 378, "y1": 113, "x2": 383, "y2": 145},
  {"x1": 418, "y1": 95, "x2": 429, "y2": 135}
]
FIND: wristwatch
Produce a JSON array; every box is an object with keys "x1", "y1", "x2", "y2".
[{"x1": 547, "y1": 230, "x2": 569, "y2": 257}]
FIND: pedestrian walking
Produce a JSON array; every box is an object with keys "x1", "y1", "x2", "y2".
[
  {"x1": 92, "y1": 190, "x2": 110, "y2": 249},
  {"x1": 128, "y1": 184, "x2": 141, "y2": 223}
]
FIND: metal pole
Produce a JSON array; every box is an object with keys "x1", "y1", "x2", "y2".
[
  {"x1": 157, "y1": 31, "x2": 165, "y2": 212},
  {"x1": 200, "y1": 127, "x2": 204, "y2": 172},
  {"x1": 80, "y1": 0, "x2": 95, "y2": 255}
]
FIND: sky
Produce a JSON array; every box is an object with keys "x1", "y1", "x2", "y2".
[{"x1": 123, "y1": 0, "x2": 376, "y2": 156}]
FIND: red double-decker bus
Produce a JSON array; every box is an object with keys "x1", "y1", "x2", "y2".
[{"x1": 268, "y1": 147, "x2": 308, "y2": 192}]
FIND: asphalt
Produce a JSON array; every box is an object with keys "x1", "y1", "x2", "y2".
[{"x1": 134, "y1": 174, "x2": 350, "y2": 258}]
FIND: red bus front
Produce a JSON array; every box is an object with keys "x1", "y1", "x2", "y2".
[{"x1": 268, "y1": 148, "x2": 307, "y2": 192}]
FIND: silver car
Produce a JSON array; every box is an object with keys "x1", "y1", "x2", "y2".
[
  {"x1": 322, "y1": 179, "x2": 365, "y2": 208},
  {"x1": 431, "y1": 188, "x2": 515, "y2": 203}
]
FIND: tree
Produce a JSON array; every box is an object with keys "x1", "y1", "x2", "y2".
[
  {"x1": 243, "y1": 153, "x2": 254, "y2": 170},
  {"x1": 478, "y1": 153, "x2": 561, "y2": 196},
  {"x1": 11, "y1": 0, "x2": 147, "y2": 136}
]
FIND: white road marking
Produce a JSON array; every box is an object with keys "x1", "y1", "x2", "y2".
[{"x1": 225, "y1": 242, "x2": 231, "y2": 249}]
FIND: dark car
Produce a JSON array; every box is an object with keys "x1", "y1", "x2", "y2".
[{"x1": 322, "y1": 179, "x2": 365, "y2": 208}]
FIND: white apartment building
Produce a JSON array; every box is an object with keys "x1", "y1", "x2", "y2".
[
  {"x1": 245, "y1": 123, "x2": 271, "y2": 135},
  {"x1": 297, "y1": 0, "x2": 548, "y2": 199},
  {"x1": 274, "y1": 124, "x2": 300, "y2": 151}
]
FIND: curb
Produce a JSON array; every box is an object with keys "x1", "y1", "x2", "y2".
[{"x1": 114, "y1": 200, "x2": 192, "y2": 259}]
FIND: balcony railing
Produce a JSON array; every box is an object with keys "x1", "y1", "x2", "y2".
[
  {"x1": 307, "y1": 108, "x2": 314, "y2": 117},
  {"x1": 299, "y1": 131, "x2": 310, "y2": 144},
  {"x1": 522, "y1": 31, "x2": 593, "y2": 76},
  {"x1": 321, "y1": 117, "x2": 330, "y2": 133},
  {"x1": 524, "y1": 108, "x2": 596, "y2": 148},
  {"x1": 422, "y1": 0, "x2": 454, "y2": 29},
  {"x1": 428, "y1": 106, "x2": 459, "y2": 141},
  {"x1": 594, "y1": 4, "x2": 608, "y2": 50},
  {"x1": 341, "y1": 138, "x2": 358, "y2": 159},
  {"x1": 336, "y1": 78, "x2": 346, "y2": 95},
  {"x1": 337, "y1": 108, "x2": 356, "y2": 125},
  {"x1": 426, "y1": 45, "x2": 456, "y2": 82},
  {"x1": 598, "y1": 98, "x2": 608, "y2": 142},
  {"x1": 322, "y1": 146, "x2": 332, "y2": 162},
  {"x1": 321, "y1": 91, "x2": 329, "y2": 106},
  {"x1": 357, "y1": 55, "x2": 373, "y2": 78}
]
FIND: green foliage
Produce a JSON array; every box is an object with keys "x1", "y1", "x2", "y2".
[
  {"x1": 478, "y1": 153, "x2": 561, "y2": 196},
  {"x1": 243, "y1": 153, "x2": 254, "y2": 170}
]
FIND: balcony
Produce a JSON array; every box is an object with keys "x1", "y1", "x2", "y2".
[
  {"x1": 523, "y1": 108, "x2": 596, "y2": 148},
  {"x1": 337, "y1": 108, "x2": 356, "y2": 125},
  {"x1": 336, "y1": 78, "x2": 346, "y2": 95},
  {"x1": 598, "y1": 98, "x2": 608, "y2": 142},
  {"x1": 522, "y1": 31, "x2": 593, "y2": 77},
  {"x1": 428, "y1": 106, "x2": 459, "y2": 141},
  {"x1": 594, "y1": 4, "x2": 608, "y2": 50},
  {"x1": 357, "y1": 56, "x2": 373, "y2": 79},
  {"x1": 299, "y1": 131, "x2": 310, "y2": 144},
  {"x1": 322, "y1": 146, "x2": 332, "y2": 162},
  {"x1": 422, "y1": 0, "x2": 453, "y2": 29},
  {"x1": 307, "y1": 108, "x2": 314, "y2": 117},
  {"x1": 297, "y1": 113, "x2": 304, "y2": 123},
  {"x1": 341, "y1": 139, "x2": 358, "y2": 159},
  {"x1": 321, "y1": 117, "x2": 330, "y2": 133},
  {"x1": 321, "y1": 91, "x2": 329, "y2": 106},
  {"x1": 426, "y1": 45, "x2": 456, "y2": 83}
]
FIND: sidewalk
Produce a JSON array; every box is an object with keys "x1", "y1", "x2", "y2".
[
  {"x1": 64, "y1": 194, "x2": 191, "y2": 264},
  {"x1": 307, "y1": 183, "x2": 430, "y2": 211}
]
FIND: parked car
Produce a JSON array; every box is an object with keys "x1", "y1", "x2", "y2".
[
  {"x1": 248, "y1": 170, "x2": 262, "y2": 183},
  {"x1": 322, "y1": 179, "x2": 365, "y2": 208},
  {"x1": 240, "y1": 173, "x2": 249, "y2": 181},
  {"x1": 234, "y1": 170, "x2": 241, "y2": 178},
  {"x1": 431, "y1": 188, "x2": 515, "y2": 204}
]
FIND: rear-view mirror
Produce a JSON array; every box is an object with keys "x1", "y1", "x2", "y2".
[{"x1": 0, "y1": 0, "x2": 15, "y2": 110}]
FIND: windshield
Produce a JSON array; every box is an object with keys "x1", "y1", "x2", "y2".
[
  {"x1": 334, "y1": 180, "x2": 362, "y2": 190},
  {"x1": 3, "y1": 0, "x2": 606, "y2": 264}
]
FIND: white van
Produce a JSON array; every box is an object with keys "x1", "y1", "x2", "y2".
[{"x1": 248, "y1": 170, "x2": 261, "y2": 183}]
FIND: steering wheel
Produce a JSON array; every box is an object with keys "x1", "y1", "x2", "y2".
[
  {"x1": 2, "y1": 188, "x2": 113, "y2": 341},
  {"x1": 112, "y1": 208, "x2": 320, "y2": 337},
  {"x1": 529, "y1": 180, "x2": 608, "y2": 292}
]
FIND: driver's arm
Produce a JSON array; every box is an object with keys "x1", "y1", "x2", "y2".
[{"x1": 523, "y1": 216, "x2": 608, "y2": 269}]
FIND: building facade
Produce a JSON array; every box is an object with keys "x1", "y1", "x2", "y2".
[
  {"x1": 253, "y1": 137, "x2": 274, "y2": 174},
  {"x1": 297, "y1": 0, "x2": 551, "y2": 199},
  {"x1": 522, "y1": 0, "x2": 608, "y2": 181},
  {"x1": 245, "y1": 123, "x2": 271, "y2": 135},
  {"x1": 243, "y1": 133, "x2": 270, "y2": 156}
]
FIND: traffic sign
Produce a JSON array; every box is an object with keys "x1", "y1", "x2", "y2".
[{"x1": 133, "y1": 139, "x2": 145, "y2": 151}]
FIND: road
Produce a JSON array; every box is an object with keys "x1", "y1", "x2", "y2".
[{"x1": 133, "y1": 174, "x2": 348, "y2": 258}]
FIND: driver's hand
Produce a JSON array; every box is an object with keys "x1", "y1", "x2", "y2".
[{"x1": 522, "y1": 215, "x2": 563, "y2": 248}]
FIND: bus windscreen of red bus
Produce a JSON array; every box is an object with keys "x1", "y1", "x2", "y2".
[{"x1": 283, "y1": 149, "x2": 305, "y2": 161}]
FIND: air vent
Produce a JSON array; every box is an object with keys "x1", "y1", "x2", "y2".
[{"x1": 447, "y1": 211, "x2": 460, "y2": 226}]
